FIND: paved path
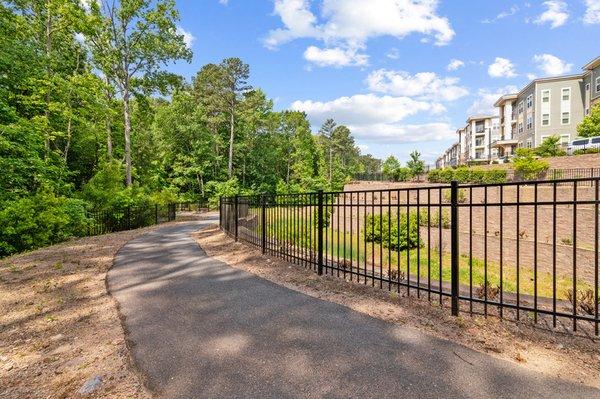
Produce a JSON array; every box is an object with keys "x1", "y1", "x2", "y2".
[{"x1": 109, "y1": 220, "x2": 598, "y2": 399}]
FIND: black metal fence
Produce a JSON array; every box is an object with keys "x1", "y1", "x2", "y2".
[
  {"x1": 221, "y1": 177, "x2": 600, "y2": 336},
  {"x1": 87, "y1": 204, "x2": 177, "y2": 236},
  {"x1": 355, "y1": 167, "x2": 600, "y2": 185}
]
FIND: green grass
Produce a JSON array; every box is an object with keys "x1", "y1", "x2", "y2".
[{"x1": 260, "y1": 208, "x2": 592, "y2": 301}]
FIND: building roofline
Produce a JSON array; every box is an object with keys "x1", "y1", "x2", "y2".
[
  {"x1": 493, "y1": 93, "x2": 518, "y2": 107},
  {"x1": 466, "y1": 115, "x2": 497, "y2": 123},
  {"x1": 517, "y1": 73, "x2": 586, "y2": 96},
  {"x1": 583, "y1": 55, "x2": 600, "y2": 70}
]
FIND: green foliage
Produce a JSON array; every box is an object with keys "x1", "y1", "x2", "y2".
[
  {"x1": 535, "y1": 135, "x2": 566, "y2": 157},
  {"x1": 0, "y1": 191, "x2": 89, "y2": 257},
  {"x1": 406, "y1": 151, "x2": 425, "y2": 178},
  {"x1": 513, "y1": 148, "x2": 550, "y2": 180},
  {"x1": 382, "y1": 156, "x2": 401, "y2": 179},
  {"x1": 364, "y1": 212, "x2": 421, "y2": 251},
  {"x1": 573, "y1": 147, "x2": 600, "y2": 155},
  {"x1": 428, "y1": 167, "x2": 507, "y2": 184},
  {"x1": 205, "y1": 178, "x2": 244, "y2": 209},
  {"x1": 577, "y1": 104, "x2": 600, "y2": 138}
]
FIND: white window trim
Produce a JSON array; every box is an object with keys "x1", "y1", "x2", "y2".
[
  {"x1": 560, "y1": 134, "x2": 570, "y2": 145},
  {"x1": 541, "y1": 89, "x2": 550, "y2": 103},
  {"x1": 596, "y1": 76, "x2": 600, "y2": 93},
  {"x1": 561, "y1": 87, "x2": 571, "y2": 101},
  {"x1": 561, "y1": 111, "x2": 570, "y2": 125},
  {"x1": 541, "y1": 113, "x2": 550, "y2": 126},
  {"x1": 526, "y1": 94, "x2": 533, "y2": 108},
  {"x1": 526, "y1": 115, "x2": 533, "y2": 130}
]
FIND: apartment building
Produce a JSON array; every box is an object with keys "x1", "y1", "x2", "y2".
[
  {"x1": 491, "y1": 94, "x2": 518, "y2": 158},
  {"x1": 462, "y1": 115, "x2": 501, "y2": 163},
  {"x1": 435, "y1": 141, "x2": 460, "y2": 169},
  {"x1": 511, "y1": 73, "x2": 586, "y2": 149},
  {"x1": 583, "y1": 55, "x2": 600, "y2": 112},
  {"x1": 435, "y1": 55, "x2": 600, "y2": 167}
]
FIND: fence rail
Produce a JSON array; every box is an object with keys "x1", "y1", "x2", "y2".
[
  {"x1": 221, "y1": 177, "x2": 600, "y2": 336},
  {"x1": 87, "y1": 203, "x2": 178, "y2": 236},
  {"x1": 354, "y1": 167, "x2": 600, "y2": 185}
]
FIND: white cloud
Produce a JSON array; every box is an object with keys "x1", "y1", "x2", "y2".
[
  {"x1": 584, "y1": 0, "x2": 600, "y2": 24},
  {"x1": 365, "y1": 69, "x2": 468, "y2": 102},
  {"x1": 219, "y1": 0, "x2": 229, "y2": 5},
  {"x1": 534, "y1": 1, "x2": 569, "y2": 28},
  {"x1": 291, "y1": 94, "x2": 452, "y2": 144},
  {"x1": 533, "y1": 53, "x2": 572, "y2": 76},
  {"x1": 447, "y1": 59, "x2": 465, "y2": 71},
  {"x1": 467, "y1": 86, "x2": 519, "y2": 116},
  {"x1": 303, "y1": 45, "x2": 368, "y2": 67},
  {"x1": 264, "y1": 0, "x2": 455, "y2": 66},
  {"x1": 291, "y1": 94, "x2": 445, "y2": 127},
  {"x1": 350, "y1": 123, "x2": 456, "y2": 143},
  {"x1": 482, "y1": 5, "x2": 519, "y2": 23},
  {"x1": 176, "y1": 26, "x2": 196, "y2": 48},
  {"x1": 526, "y1": 73, "x2": 537, "y2": 80},
  {"x1": 488, "y1": 57, "x2": 517, "y2": 78}
]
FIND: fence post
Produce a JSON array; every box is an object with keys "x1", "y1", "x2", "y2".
[
  {"x1": 317, "y1": 189, "x2": 324, "y2": 276},
  {"x1": 234, "y1": 195, "x2": 239, "y2": 242},
  {"x1": 450, "y1": 180, "x2": 460, "y2": 316},
  {"x1": 261, "y1": 194, "x2": 267, "y2": 254},
  {"x1": 219, "y1": 196, "x2": 223, "y2": 230}
]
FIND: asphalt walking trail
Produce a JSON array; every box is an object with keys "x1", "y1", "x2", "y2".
[{"x1": 108, "y1": 219, "x2": 599, "y2": 398}]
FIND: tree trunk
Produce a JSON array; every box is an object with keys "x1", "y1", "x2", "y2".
[
  {"x1": 63, "y1": 118, "x2": 72, "y2": 162},
  {"x1": 123, "y1": 88, "x2": 132, "y2": 186},
  {"x1": 104, "y1": 77, "x2": 113, "y2": 158},
  {"x1": 44, "y1": 1, "x2": 52, "y2": 158},
  {"x1": 228, "y1": 108, "x2": 234, "y2": 178}
]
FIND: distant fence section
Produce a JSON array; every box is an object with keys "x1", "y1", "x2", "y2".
[
  {"x1": 221, "y1": 178, "x2": 600, "y2": 336},
  {"x1": 86, "y1": 201, "x2": 208, "y2": 236},
  {"x1": 354, "y1": 167, "x2": 600, "y2": 185}
]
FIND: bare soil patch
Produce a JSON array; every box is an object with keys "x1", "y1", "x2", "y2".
[
  {"x1": 0, "y1": 219, "x2": 197, "y2": 399},
  {"x1": 193, "y1": 224, "x2": 600, "y2": 389}
]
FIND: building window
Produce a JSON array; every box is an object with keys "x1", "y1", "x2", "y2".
[
  {"x1": 597, "y1": 77, "x2": 600, "y2": 93},
  {"x1": 526, "y1": 94, "x2": 533, "y2": 108},
  {"x1": 541, "y1": 90, "x2": 550, "y2": 103},
  {"x1": 518, "y1": 122, "x2": 523, "y2": 133},
  {"x1": 561, "y1": 88, "x2": 571, "y2": 101},
  {"x1": 562, "y1": 112, "x2": 570, "y2": 125},
  {"x1": 586, "y1": 83, "x2": 590, "y2": 91},
  {"x1": 542, "y1": 113, "x2": 550, "y2": 126},
  {"x1": 526, "y1": 139, "x2": 532, "y2": 148},
  {"x1": 526, "y1": 116, "x2": 533, "y2": 130},
  {"x1": 560, "y1": 134, "x2": 570, "y2": 145},
  {"x1": 518, "y1": 101, "x2": 524, "y2": 114}
]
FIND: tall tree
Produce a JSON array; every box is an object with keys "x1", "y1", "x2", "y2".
[
  {"x1": 220, "y1": 58, "x2": 251, "y2": 178},
  {"x1": 85, "y1": 0, "x2": 192, "y2": 186},
  {"x1": 318, "y1": 118, "x2": 337, "y2": 185}
]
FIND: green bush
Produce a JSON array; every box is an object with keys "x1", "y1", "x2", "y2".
[
  {"x1": 419, "y1": 209, "x2": 451, "y2": 229},
  {"x1": 0, "y1": 191, "x2": 90, "y2": 257},
  {"x1": 364, "y1": 211, "x2": 421, "y2": 251},
  {"x1": 573, "y1": 148, "x2": 600, "y2": 155},
  {"x1": 393, "y1": 167, "x2": 412, "y2": 182},
  {"x1": 428, "y1": 167, "x2": 507, "y2": 184},
  {"x1": 513, "y1": 148, "x2": 549, "y2": 180}
]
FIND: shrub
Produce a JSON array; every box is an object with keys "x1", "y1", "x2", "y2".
[
  {"x1": 428, "y1": 167, "x2": 507, "y2": 184},
  {"x1": 0, "y1": 191, "x2": 89, "y2": 257},
  {"x1": 419, "y1": 209, "x2": 451, "y2": 229},
  {"x1": 513, "y1": 148, "x2": 549, "y2": 180},
  {"x1": 535, "y1": 135, "x2": 566, "y2": 157},
  {"x1": 364, "y1": 211, "x2": 421, "y2": 251},
  {"x1": 393, "y1": 167, "x2": 412, "y2": 182}
]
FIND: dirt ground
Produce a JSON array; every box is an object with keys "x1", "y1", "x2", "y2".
[
  {"x1": 194, "y1": 223, "x2": 600, "y2": 389},
  {"x1": 0, "y1": 219, "x2": 200, "y2": 399}
]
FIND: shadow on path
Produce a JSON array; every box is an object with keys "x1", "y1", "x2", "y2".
[{"x1": 108, "y1": 220, "x2": 598, "y2": 399}]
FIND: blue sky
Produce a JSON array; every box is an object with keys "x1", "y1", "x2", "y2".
[{"x1": 170, "y1": 0, "x2": 600, "y2": 164}]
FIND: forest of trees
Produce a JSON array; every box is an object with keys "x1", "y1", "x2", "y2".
[{"x1": 0, "y1": 0, "x2": 380, "y2": 256}]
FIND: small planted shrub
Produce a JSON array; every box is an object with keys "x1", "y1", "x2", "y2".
[
  {"x1": 364, "y1": 211, "x2": 421, "y2": 251},
  {"x1": 389, "y1": 267, "x2": 406, "y2": 282}
]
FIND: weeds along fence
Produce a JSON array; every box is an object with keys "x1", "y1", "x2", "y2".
[
  {"x1": 221, "y1": 177, "x2": 600, "y2": 336},
  {"x1": 86, "y1": 204, "x2": 177, "y2": 236}
]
